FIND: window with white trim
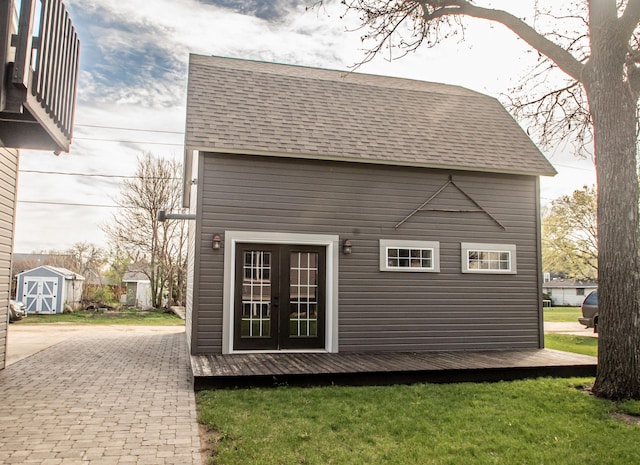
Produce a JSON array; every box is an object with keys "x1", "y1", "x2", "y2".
[
  {"x1": 380, "y1": 240, "x2": 440, "y2": 272},
  {"x1": 461, "y1": 243, "x2": 516, "y2": 274}
]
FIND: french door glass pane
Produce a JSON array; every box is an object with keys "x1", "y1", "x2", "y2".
[
  {"x1": 289, "y1": 252, "x2": 318, "y2": 337},
  {"x1": 241, "y1": 251, "x2": 271, "y2": 338}
]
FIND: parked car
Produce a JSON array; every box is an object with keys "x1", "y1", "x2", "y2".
[
  {"x1": 578, "y1": 290, "x2": 598, "y2": 333},
  {"x1": 8, "y1": 299, "x2": 26, "y2": 323}
]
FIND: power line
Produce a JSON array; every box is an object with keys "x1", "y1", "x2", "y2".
[
  {"x1": 19, "y1": 169, "x2": 181, "y2": 180},
  {"x1": 73, "y1": 137, "x2": 184, "y2": 146},
  {"x1": 552, "y1": 163, "x2": 594, "y2": 172},
  {"x1": 75, "y1": 124, "x2": 184, "y2": 135},
  {"x1": 18, "y1": 200, "x2": 122, "y2": 208},
  {"x1": 19, "y1": 200, "x2": 184, "y2": 210}
]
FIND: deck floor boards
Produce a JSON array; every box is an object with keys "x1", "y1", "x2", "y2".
[{"x1": 191, "y1": 349, "x2": 597, "y2": 390}]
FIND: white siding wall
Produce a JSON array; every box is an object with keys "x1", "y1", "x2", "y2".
[
  {"x1": 0, "y1": 147, "x2": 19, "y2": 369},
  {"x1": 544, "y1": 287, "x2": 596, "y2": 306}
]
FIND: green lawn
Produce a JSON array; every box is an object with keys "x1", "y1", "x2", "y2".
[
  {"x1": 198, "y1": 377, "x2": 640, "y2": 465},
  {"x1": 14, "y1": 309, "x2": 183, "y2": 326},
  {"x1": 544, "y1": 306, "x2": 582, "y2": 322},
  {"x1": 545, "y1": 333, "x2": 598, "y2": 357}
]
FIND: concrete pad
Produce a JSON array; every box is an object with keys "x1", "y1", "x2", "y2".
[
  {"x1": 544, "y1": 321, "x2": 598, "y2": 338},
  {"x1": 6, "y1": 324, "x2": 185, "y2": 366}
]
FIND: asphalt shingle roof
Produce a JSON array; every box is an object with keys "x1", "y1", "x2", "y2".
[{"x1": 185, "y1": 54, "x2": 556, "y2": 177}]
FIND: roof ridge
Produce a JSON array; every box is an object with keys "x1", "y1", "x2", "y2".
[{"x1": 189, "y1": 54, "x2": 482, "y2": 97}]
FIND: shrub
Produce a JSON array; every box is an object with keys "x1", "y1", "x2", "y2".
[{"x1": 85, "y1": 285, "x2": 116, "y2": 307}]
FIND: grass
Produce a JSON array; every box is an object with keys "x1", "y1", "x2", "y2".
[
  {"x1": 545, "y1": 333, "x2": 598, "y2": 357},
  {"x1": 544, "y1": 306, "x2": 582, "y2": 322},
  {"x1": 14, "y1": 308, "x2": 184, "y2": 326},
  {"x1": 543, "y1": 305, "x2": 598, "y2": 357},
  {"x1": 197, "y1": 377, "x2": 640, "y2": 465}
]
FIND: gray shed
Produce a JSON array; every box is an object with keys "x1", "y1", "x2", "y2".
[
  {"x1": 16, "y1": 266, "x2": 84, "y2": 314},
  {"x1": 122, "y1": 270, "x2": 153, "y2": 310},
  {"x1": 183, "y1": 55, "x2": 556, "y2": 356}
]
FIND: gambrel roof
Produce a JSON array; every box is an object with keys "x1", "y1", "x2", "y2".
[{"x1": 184, "y1": 54, "x2": 556, "y2": 203}]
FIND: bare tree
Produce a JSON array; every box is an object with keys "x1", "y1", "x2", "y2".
[
  {"x1": 103, "y1": 153, "x2": 187, "y2": 308},
  {"x1": 334, "y1": 0, "x2": 640, "y2": 399},
  {"x1": 64, "y1": 242, "x2": 106, "y2": 283}
]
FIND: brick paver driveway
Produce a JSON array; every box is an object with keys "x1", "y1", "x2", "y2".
[{"x1": 0, "y1": 327, "x2": 202, "y2": 464}]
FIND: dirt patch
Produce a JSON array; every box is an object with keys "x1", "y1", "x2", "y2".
[
  {"x1": 578, "y1": 386, "x2": 640, "y2": 426},
  {"x1": 199, "y1": 423, "x2": 222, "y2": 464},
  {"x1": 612, "y1": 412, "x2": 640, "y2": 425}
]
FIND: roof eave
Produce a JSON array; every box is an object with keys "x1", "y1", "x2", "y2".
[{"x1": 185, "y1": 145, "x2": 558, "y2": 178}]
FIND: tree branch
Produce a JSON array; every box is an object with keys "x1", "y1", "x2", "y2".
[
  {"x1": 620, "y1": 0, "x2": 640, "y2": 42},
  {"x1": 417, "y1": 0, "x2": 585, "y2": 81}
]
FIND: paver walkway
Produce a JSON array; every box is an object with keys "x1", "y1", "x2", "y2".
[{"x1": 0, "y1": 328, "x2": 202, "y2": 464}]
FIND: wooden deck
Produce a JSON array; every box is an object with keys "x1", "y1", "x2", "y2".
[{"x1": 190, "y1": 349, "x2": 597, "y2": 390}]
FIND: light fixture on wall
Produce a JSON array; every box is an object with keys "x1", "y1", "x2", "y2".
[
  {"x1": 212, "y1": 233, "x2": 222, "y2": 250},
  {"x1": 342, "y1": 239, "x2": 352, "y2": 255}
]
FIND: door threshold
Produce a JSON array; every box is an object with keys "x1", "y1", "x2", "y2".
[{"x1": 229, "y1": 349, "x2": 330, "y2": 355}]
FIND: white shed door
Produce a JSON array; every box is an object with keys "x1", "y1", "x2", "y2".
[{"x1": 23, "y1": 277, "x2": 58, "y2": 314}]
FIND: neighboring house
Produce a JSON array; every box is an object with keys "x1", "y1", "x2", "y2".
[
  {"x1": 543, "y1": 279, "x2": 597, "y2": 306},
  {"x1": 16, "y1": 266, "x2": 84, "y2": 314},
  {"x1": 12, "y1": 253, "x2": 74, "y2": 272},
  {"x1": 182, "y1": 55, "x2": 556, "y2": 356},
  {"x1": 0, "y1": 0, "x2": 79, "y2": 368},
  {"x1": 122, "y1": 270, "x2": 153, "y2": 310}
]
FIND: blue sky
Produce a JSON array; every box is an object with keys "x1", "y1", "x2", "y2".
[{"x1": 14, "y1": 0, "x2": 596, "y2": 252}]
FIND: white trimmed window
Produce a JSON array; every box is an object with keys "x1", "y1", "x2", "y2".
[
  {"x1": 380, "y1": 240, "x2": 440, "y2": 272},
  {"x1": 461, "y1": 243, "x2": 516, "y2": 274}
]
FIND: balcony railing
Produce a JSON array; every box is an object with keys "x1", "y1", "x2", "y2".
[{"x1": 0, "y1": 0, "x2": 79, "y2": 152}]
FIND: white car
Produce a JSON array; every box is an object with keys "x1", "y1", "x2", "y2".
[{"x1": 9, "y1": 300, "x2": 26, "y2": 322}]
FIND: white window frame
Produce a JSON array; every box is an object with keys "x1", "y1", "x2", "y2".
[
  {"x1": 461, "y1": 242, "x2": 516, "y2": 274},
  {"x1": 379, "y1": 239, "x2": 440, "y2": 272},
  {"x1": 223, "y1": 231, "x2": 339, "y2": 354}
]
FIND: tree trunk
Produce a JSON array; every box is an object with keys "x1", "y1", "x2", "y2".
[{"x1": 587, "y1": 3, "x2": 640, "y2": 399}]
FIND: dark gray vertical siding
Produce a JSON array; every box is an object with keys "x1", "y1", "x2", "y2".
[
  {"x1": 194, "y1": 153, "x2": 542, "y2": 353},
  {"x1": 0, "y1": 147, "x2": 19, "y2": 368}
]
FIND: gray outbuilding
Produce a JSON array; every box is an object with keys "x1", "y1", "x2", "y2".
[
  {"x1": 182, "y1": 55, "x2": 557, "y2": 356},
  {"x1": 16, "y1": 266, "x2": 84, "y2": 314},
  {"x1": 122, "y1": 270, "x2": 153, "y2": 310}
]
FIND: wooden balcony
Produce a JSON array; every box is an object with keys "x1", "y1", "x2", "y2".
[{"x1": 0, "y1": 0, "x2": 79, "y2": 152}]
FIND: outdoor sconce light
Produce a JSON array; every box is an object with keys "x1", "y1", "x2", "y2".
[
  {"x1": 342, "y1": 239, "x2": 352, "y2": 255},
  {"x1": 212, "y1": 233, "x2": 222, "y2": 250}
]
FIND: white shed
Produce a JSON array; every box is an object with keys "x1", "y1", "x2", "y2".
[
  {"x1": 16, "y1": 266, "x2": 84, "y2": 314},
  {"x1": 122, "y1": 271, "x2": 153, "y2": 310}
]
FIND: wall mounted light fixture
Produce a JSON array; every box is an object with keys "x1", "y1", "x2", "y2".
[
  {"x1": 212, "y1": 233, "x2": 222, "y2": 250},
  {"x1": 342, "y1": 239, "x2": 352, "y2": 255}
]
